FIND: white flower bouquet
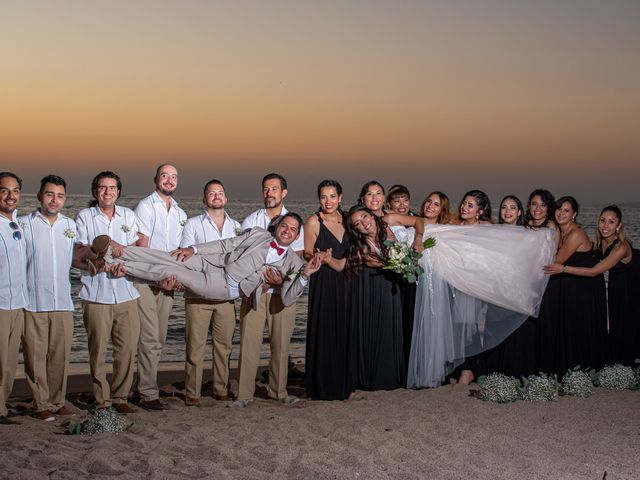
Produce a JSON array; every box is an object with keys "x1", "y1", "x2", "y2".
[{"x1": 382, "y1": 237, "x2": 436, "y2": 284}]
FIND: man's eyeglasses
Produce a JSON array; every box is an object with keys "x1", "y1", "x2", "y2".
[{"x1": 9, "y1": 222, "x2": 22, "y2": 240}]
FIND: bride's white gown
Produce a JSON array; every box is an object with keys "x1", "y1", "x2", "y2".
[{"x1": 407, "y1": 224, "x2": 556, "y2": 388}]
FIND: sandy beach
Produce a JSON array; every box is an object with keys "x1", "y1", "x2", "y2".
[{"x1": 3, "y1": 365, "x2": 640, "y2": 480}]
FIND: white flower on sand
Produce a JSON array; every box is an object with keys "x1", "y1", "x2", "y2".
[
  {"x1": 64, "y1": 229, "x2": 76, "y2": 239},
  {"x1": 121, "y1": 225, "x2": 131, "y2": 233}
]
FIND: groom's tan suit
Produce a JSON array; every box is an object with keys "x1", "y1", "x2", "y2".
[{"x1": 116, "y1": 228, "x2": 306, "y2": 307}]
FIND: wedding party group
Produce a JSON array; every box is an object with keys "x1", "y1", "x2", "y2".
[{"x1": 0, "y1": 167, "x2": 638, "y2": 426}]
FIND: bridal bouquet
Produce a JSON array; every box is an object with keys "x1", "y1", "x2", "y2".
[{"x1": 383, "y1": 236, "x2": 436, "y2": 283}]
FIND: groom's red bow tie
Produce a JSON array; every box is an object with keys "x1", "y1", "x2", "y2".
[{"x1": 270, "y1": 241, "x2": 285, "y2": 255}]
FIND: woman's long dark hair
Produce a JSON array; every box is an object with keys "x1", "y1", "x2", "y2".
[
  {"x1": 524, "y1": 189, "x2": 555, "y2": 227},
  {"x1": 345, "y1": 204, "x2": 388, "y2": 276},
  {"x1": 459, "y1": 189, "x2": 492, "y2": 223},
  {"x1": 357, "y1": 180, "x2": 385, "y2": 207},
  {"x1": 498, "y1": 195, "x2": 525, "y2": 226}
]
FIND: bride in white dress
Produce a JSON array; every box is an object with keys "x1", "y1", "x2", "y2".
[{"x1": 406, "y1": 191, "x2": 556, "y2": 388}]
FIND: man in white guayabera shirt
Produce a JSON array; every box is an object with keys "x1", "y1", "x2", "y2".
[
  {"x1": 233, "y1": 173, "x2": 305, "y2": 408},
  {"x1": 179, "y1": 179, "x2": 241, "y2": 406},
  {"x1": 133, "y1": 164, "x2": 187, "y2": 411},
  {"x1": 0, "y1": 172, "x2": 27, "y2": 425},
  {"x1": 74, "y1": 171, "x2": 140, "y2": 414},
  {"x1": 20, "y1": 175, "x2": 78, "y2": 422}
]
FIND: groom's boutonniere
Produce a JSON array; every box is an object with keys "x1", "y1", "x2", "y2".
[
  {"x1": 234, "y1": 227, "x2": 244, "y2": 236},
  {"x1": 180, "y1": 219, "x2": 187, "y2": 227},
  {"x1": 121, "y1": 225, "x2": 131, "y2": 234},
  {"x1": 64, "y1": 229, "x2": 76, "y2": 239},
  {"x1": 283, "y1": 266, "x2": 298, "y2": 282}
]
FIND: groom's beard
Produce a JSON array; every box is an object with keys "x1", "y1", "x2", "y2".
[{"x1": 158, "y1": 188, "x2": 175, "y2": 196}]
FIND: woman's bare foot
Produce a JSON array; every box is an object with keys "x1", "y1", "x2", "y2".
[{"x1": 458, "y1": 370, "x2": 475, "y2": 385}]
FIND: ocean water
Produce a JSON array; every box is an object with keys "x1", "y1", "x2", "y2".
[{"x1": 15, "y1": 194, "x2": 640, "y2": 364}]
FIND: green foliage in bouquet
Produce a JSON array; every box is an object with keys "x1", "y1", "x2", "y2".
[
  {"x1": 559, "y1": 367, "x2": 595, "y2": 398},
  {"x1": 382, "y1": 236, "x2": 437, "y2": 284},
  {"x1": 67, "y1": 407, "x2": 131, "y2": 435},
  {"x1": 595, "y1": 364, "x2": 638, "y2": 390},
  {"x1": 521, "y1": 373, "x2": 559, "y2": 401},
  {"x1": 477, "y1": 373, "x2": 521, "y2": 403},
  {"x1": 382, "y1": 240, "x2": 424, "y2": 283}
]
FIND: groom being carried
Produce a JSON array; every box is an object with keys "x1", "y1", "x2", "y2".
[{"x1": 97, "y1": 212, "x2": 321, "y2": 309}]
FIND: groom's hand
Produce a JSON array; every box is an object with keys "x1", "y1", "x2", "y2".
[
  {"x1": 303, "y1": 253, "x2": 323, "y2": 277},
  {"x1": 263, "y1": 267, "x2": 283, "y2": 286}
]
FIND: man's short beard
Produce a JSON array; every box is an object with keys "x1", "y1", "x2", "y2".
[
  {"x1": 159, "y1": 188, "x2": 175, "y2": 196},
  {"x1": 264, "y1": 198, "x2": 282, "y2": 209}
]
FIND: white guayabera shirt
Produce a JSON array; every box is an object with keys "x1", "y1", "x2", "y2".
[
  {"x1": 180, "y1": 211, "x2": 241, "y2": 248},
  {"x1": 0, "y1": 210, "x2": 27, "y2": 310},
  {"x1": 75, "y1": 205, "x2": 140, "y2": 304},
  {"x1": 20, "y1": 210, "x2": 77, "y2": 312},
  {"x1": 135, "y1": 192, "x2": 187, "y2": 252}
]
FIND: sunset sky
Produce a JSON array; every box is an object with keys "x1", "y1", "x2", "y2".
[{"x1": 2, "y1": 1, "x2": 639, "y2": 203}]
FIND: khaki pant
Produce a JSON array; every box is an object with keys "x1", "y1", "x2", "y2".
[
  {"x1": 0, "y1": 309, "x2": 23, "y2": 417},
  {"x1": 22, "y1": 311, "x2": 74, "y2": 412},
  {"x1": 237, "y1": 293, "x2": 296, "y2": 401},
  {"x1": 136, "y1": 284, "x2": 173, "y2": 401},
  {"x1": 83, "y1": 300, "x2": 140, "y2": 407},
  {"x1": 184, "y1": 299, "x2": 236, "y2": 399}
]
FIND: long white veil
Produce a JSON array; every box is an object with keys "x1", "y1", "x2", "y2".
[{"x1": 407, "y1": 224, "x2": 556, "y2": 388}]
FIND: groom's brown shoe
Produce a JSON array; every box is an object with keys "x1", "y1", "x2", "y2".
[{"x1": 90, "y1": 235, "x2": 111, "y2": 259}]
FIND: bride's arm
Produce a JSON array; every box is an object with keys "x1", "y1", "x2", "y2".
[{"x1": 381, "y1": 213, "x2": 424, "y2": 252}]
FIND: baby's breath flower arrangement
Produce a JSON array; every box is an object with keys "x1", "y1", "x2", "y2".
[
  {"x1": 560, "y1": 368, "x2": 595, "y2": 398},
  {"x1": 521, "y1": 373, "x2": 559, "y2": 401},
  {"x1": 476, "y1": 373, "x2": 521, "y2": 403},
  {"x1": 596, "y1": 364, "x2": 638, "y2": 390},
  {"x1": 634, "y1": 359, "x2": 640, "y2": 384},
  {"x1": 67, "y1": 408, "x2": 130, "y2": 435}
]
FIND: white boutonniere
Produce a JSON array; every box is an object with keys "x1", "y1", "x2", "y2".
[
  {"x1": 180, "y1": 219, "x2": 187, "y2": 227},
  {"x1": 17, "y1": 220, "x2": 26, "y2": 230},
  {"x1": 121, "y1": 225, "x2": 131, "y2": 233},
  {"x1": 234, "y1": 227, "x2": 244, "y2": 236},
  {"x1": 283, "y1": 267, "x2": 298, "y2": 282},
  {"x1": 64, "y1": 229, "x2": 76, "y2": 239}
]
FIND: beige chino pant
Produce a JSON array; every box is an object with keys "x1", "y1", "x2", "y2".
[
  {"x1": 83, "y1": 300, "x2": 140, "y2": 407},
  {"x1": 115, "y1": 247, "x2": 230, "y2": 300},
  {"x1": 184, "y1": 298, "x2": 236, "y2": 399},
  {"x1": 135, "y1": 284, "x2": 173, "y2": 402},
  {"x1": 0, "y1": 308, "x2": 23, "y2": 417},
  {"x1": 237, "y1": 293, "x2": 296, "y2": 401},
  {"x1": 22, "y1": 311, "x2": 73, "y2": 412}
]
